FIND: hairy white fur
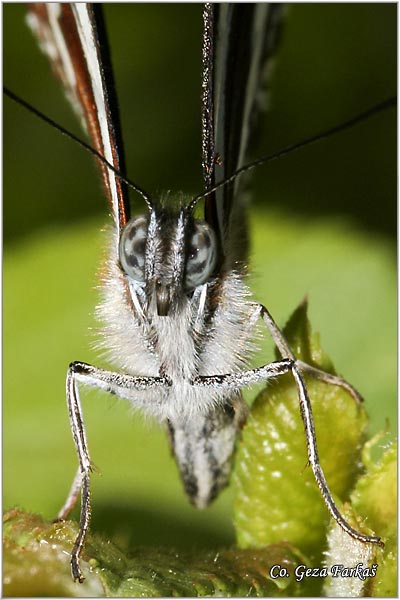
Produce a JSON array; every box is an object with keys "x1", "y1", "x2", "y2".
[{"x1": 96, "y1": 226, "x2": 259, "y2": 422}]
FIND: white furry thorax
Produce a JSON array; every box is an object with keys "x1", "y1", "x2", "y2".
[{"x1": 95, "y1": 226, "x2": 259, "y2": 422}]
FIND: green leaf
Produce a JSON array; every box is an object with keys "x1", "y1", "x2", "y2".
[{"x1": 4, "y1": 509, "x2": 312, "y2": 597}]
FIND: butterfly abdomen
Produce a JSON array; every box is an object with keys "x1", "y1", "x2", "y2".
[{"x1": 167, "y1": 395, "x2": 247, "y2": 508}]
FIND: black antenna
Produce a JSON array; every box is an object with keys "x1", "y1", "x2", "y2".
[
  {"x1": 188, "y1": 95, "x2": 396, "y2": 210},
  {"x1": 3, "y1": 86, "x2": 154, "y2": 210},
  {"x1": 4, "y1": 86, "x2": 395, "y2": 214}
]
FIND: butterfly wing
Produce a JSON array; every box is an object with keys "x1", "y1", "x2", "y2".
[
  {"x1": 202, "y1": 3, "x2": 283, "y2": 267},
  {"x1": 27, "y1": 3, "x2": 130, "y2": 236}
]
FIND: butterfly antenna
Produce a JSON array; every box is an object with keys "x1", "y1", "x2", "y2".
[
  {"x1": 188, "y1": 95, "x2": 396, "y2": 210},
  {"x1": 4, "y1": 86, "x2": 154, "y2": 210}
]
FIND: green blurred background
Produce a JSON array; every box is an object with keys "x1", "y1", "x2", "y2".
[{"x1": 4, "y1": 4, "x2": 396, "y2": 552}]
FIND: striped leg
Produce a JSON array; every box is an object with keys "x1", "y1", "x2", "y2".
[
  {"x1": 64, "y1": 361, "x2": 170, "y2": 582},
  {"x1": 258, "y1": 304, "x2": 382, "y2": 546}
]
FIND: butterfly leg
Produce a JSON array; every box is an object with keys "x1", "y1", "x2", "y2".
[
  {"x1": 259, "y1": 303, "x2": 363, "y2": 404},
  {"x1": 257, "y1": 303, "x2": 382, "y2": 546},
  {"x1": 64, "y1": 361, "x2": 171, "y2": 583},
  {"x1": 64, "y1": 364, "x2": 92, "y2": 583},
  {"x1": 296, "y1": 360, "x2": 363, "y2": 404},
  {"x1": 192, "y1": 359, "x2": 293, "y2": 389},
  {"x1": 56, "y1": 467, "x2": 82, "y2": 521}
]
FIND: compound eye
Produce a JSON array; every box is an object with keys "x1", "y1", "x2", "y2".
[
  {"x1": 185, "y1": 222, "x2": 217, "y2": 290},
  {"x1": 119, "y1": 216, "x2": 148, "y2": 282}
]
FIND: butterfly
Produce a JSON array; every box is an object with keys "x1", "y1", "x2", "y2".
[{"x1": 3, "y1": 0, "x2": 396, "y2": 580}]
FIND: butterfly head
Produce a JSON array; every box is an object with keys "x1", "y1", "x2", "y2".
[{"x1": 119, "y1": 205, "x2": 218, "y2": 316}]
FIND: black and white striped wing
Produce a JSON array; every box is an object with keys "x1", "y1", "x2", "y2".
[
  {"x1": 27, "y1": 3, "x2": 130, "y2": 237},
  {"x1": 202, "y1": 3, "x2": 283, "y2": 266}
]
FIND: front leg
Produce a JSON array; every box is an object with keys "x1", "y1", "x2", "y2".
[
  {"x1": 63, "y1": 361, "x2": 171, "y2": 583},
  {"x1": 191, "y1": 359, "x2": 293, "y2": 389},
  {"x1": 257, "y1": 303, "x2": 381, "y2": 546}
]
